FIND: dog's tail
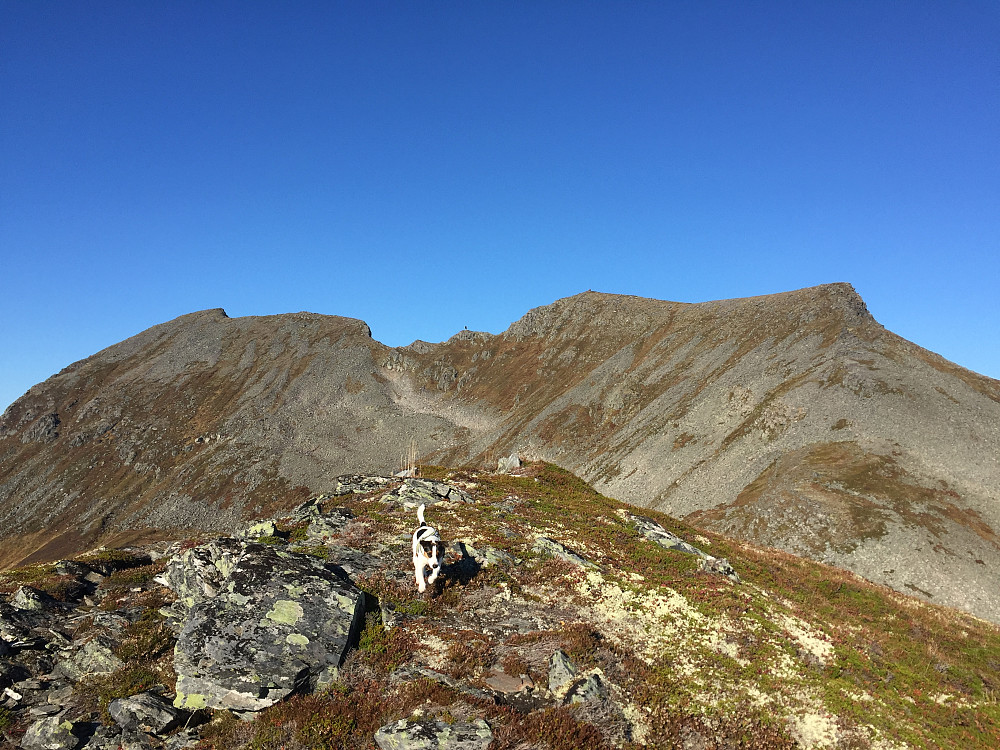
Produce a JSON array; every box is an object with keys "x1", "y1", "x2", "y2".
[{"x1": 417, "y1": 503, "x2": 427, "y2": 526}]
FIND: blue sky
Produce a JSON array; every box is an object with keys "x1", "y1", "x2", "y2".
[{"x1": 2, "y1": 1, "x2": 998, "y2": 412}]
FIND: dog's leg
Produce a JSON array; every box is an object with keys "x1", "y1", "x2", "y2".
[
  {"x1": 415, "y1": 561, "x2": 427, "y2": 593},
  {"x1": 427, "y1": 565, "x2": 439, "y2": 586}
]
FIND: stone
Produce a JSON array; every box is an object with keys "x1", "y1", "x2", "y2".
[
  {"x1": 55, "y1": 639, "x2": 125, "y2": 682},
  {"x1": 533, "y1": 537, "x2": 598, "y2": 569},
  {"x1": 19, "y1": 716, "x2": 81, "y2": 750},
  {"x1": 698, "y1": 556, "x2": 740, "y2": 582},
  {"x1": 373, "y1": 718, "x2": 493, "y2": 750},
  {"x1": 109, "y1": 691, "x2": 184, "y2": 734},
  {"x1": 453, "y1": 541, "x2": 513, "y2": 569},
  {"x1": 304, "y1": 508, "x2": 355, "y2": 542},
  {"x1": 334, "y1": 474, "x2": 395, "y2": 496},
  {"x1": 497, "y1": 453, "x2": 521, "y2": 473},
  {"x1": 566, "y1": 672, "x2": 607, "y2": 704},
  {"x1": 547, "y1": 649, "x2": 577, "y2": 696},
  {"x1": 154, "y1": 538, "x2": 244, "y2": 612},
  {"x1": 12, "y1": 587, "x2": 53, "y2": 612},
  {"x1": 166, "y1": 541, "x2": 366, "y2": 714},
  {"x1": 162, "y1": 729, "x2": 200, "y2": 749},
  {"x1": 483, "y1": 668, "x2": 533, "y2": 693}
]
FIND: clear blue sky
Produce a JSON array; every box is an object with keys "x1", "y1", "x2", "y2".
[{"x1": 2, "y1": 1, "x2": 998, "y2": 412}]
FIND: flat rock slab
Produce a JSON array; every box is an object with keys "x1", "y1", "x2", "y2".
[
  {"x1": 166, "y1": 541, "x2": 366, "y2": 714},
  {"x1": 374, "y1": 718, "x2": 493, "y2": 750}
]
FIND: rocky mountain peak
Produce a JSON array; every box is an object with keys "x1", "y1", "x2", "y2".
[{"x1": 1, "y1": 285, "x2": 998, "y2": 627}]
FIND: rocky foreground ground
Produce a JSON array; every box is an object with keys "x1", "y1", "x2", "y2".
[{"x1": 1, "y1": 463, "x2": 998, "y2": 749}]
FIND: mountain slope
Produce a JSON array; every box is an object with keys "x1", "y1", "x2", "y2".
[
  {"x1": 2, "y1": 284, "x2": 998, "y2": 623},
  {"x1": 1, "y1": 463, "x2": 998, "y2": 749}
]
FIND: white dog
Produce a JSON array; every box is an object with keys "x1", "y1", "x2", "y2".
[{"x1": 412, "y1": 503, "x2": 442, "y2": 593}]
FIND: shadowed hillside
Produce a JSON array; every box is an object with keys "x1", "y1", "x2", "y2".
[{"x1": 2, "y1": 284, "x2": 998, "y2": 623}]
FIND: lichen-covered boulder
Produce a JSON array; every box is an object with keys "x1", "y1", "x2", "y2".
[
  {"x1": 55, "y1": 639, "x2": 125, "y2": 682},
  {"x1": 165, "y1": 541, "x2": 365, "y2": 714},
  {"x1": 373, "y1": 718, "x2": 493, "y2": 750},
  {"x1": 12, "y1": 586, "x2": 53, "y2": 612},
  {"x1": 19, "y1": 716, "x2": 81, "y2": 750}
]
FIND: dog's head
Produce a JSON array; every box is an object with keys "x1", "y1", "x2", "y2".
[{"x1": 413, "y1": 525, "x2": 442, "y2": 570}]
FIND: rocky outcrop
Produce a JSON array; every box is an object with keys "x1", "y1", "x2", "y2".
[
  {"x1": 160, "y1": 540, "x2": 366, "y2": 714},
  {"x1": 625, "y1": 512, "x2": 739, "y2": 582}
]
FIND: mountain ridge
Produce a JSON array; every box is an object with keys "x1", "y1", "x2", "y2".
[{"x1": 2, "y1": 283, "x2": 998, "y2": 624}]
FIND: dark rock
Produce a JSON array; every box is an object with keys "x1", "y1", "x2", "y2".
[
  {"x1": 109, "y1": 691, "x2": 184, "y2": 734},
  {"x1": 334, "y1": 475, "x2": 395, "y2": 496},
  {"x1": 21, "y1": 413, "x2": 59, "y2": 444}
]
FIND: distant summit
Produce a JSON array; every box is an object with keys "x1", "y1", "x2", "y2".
[{"x1": 2, "y1": 284, "x2": 999, "y2": 622}]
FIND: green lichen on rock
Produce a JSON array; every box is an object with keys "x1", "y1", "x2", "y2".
[{"x1": 265, "y1": 599, "x2": 304, "y2": 626}]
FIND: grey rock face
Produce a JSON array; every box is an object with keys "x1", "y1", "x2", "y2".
[
  {"x1": 155, "y1": 538, "x2": 244, "y2": 611},
  {"x1": 382, "y1": 478, "x2": 474, "y2": 508},
  {"x1": 164, "y1": 541, "x2": 366, "y2": 714},
  {"x1": 108, "y1": 691, "x2": 184, "y2": 734},
  {"x1": 19, "y1": 716, "x2": 80, "y2": 750},
  {"x1": 373, "y1": 718, "x2": 493, "y2": 750}
]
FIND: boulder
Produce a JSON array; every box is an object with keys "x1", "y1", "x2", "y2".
[
  {"x1": 55, "y1": 639, "x2": 125, "y2": 682},
  {"x1": 154, "y1": 539, "x2": 243, "y2": 611},
  {"x1": 236, "y1": 520, "x2": 276, "y2": 541},
  {"x1": 373, "y1": 718, "x2": 493, "y2": 750},
  {"x1": 547, "y1": 649, "x2": 577, "y2": 696},
  {"x1": 383, "y1": 479, "x2": 474, "y2": 508},
  {"x1": 165, "y1": 541, "x2": 366, "y2": 714},
  {"x1": 12, "y1": 587, "x2": 53, "y2": 612},
  {"x1": 19, "y1": 716, "x2": 81, "y2": 750},
  {"x1": 109, "y1": 691, "x2": 185, "y2": 734},
  {"x1": 496, "y1": 453, "x2": 521, "y2": 474}
]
